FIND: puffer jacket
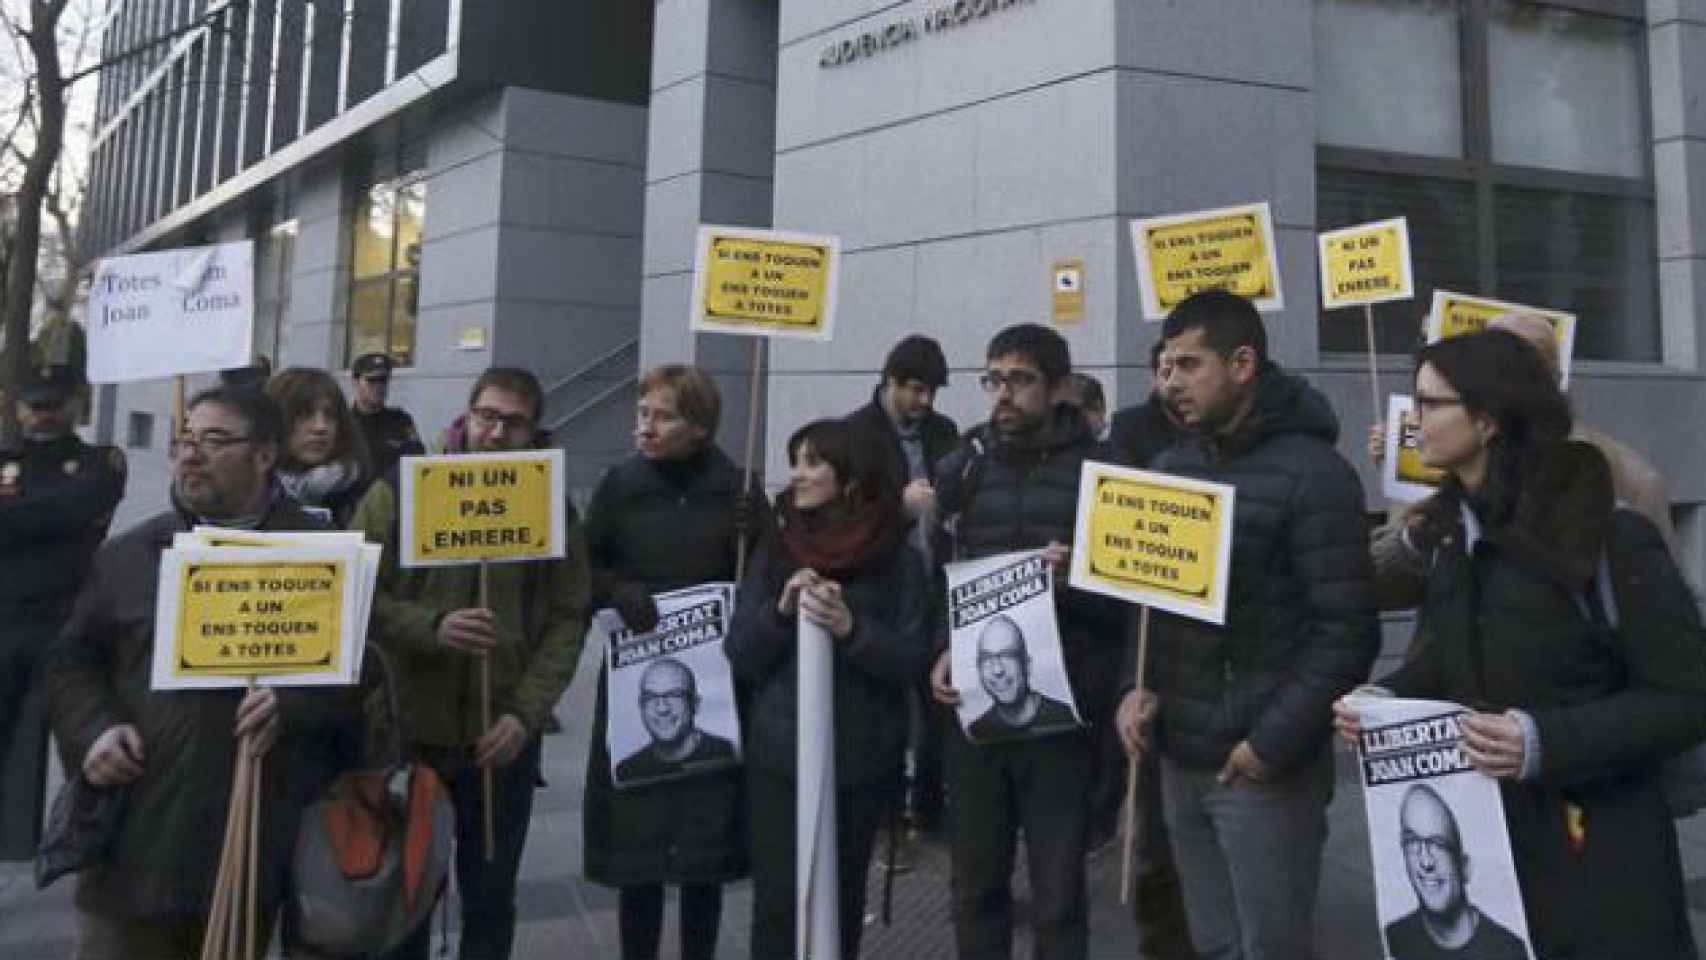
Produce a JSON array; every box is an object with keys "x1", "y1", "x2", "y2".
[
  {"x1": 348, "y1": 475, "x2": 590, "y2": 747},
  {"x1": 580, "y1": 446, "x2": 763, "y2": 886},
  {"x1": 44, "y1": 496, "x2": 358, "y2": 922},
  {"x1": 725, "y1": 530, "x2": 929, "y2": 787},
  {"x1": 935, "y1": 403, "x2": 1126, "y2": 718},
  {"x1": 1381, "y1": 442, "x2": 1706, "y2": 959},
  {"x1": 1148, "y1": 365, "x2": 1379, "y2": 774}
]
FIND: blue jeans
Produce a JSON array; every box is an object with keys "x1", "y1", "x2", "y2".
[
  {"x1": 1160, "y1": 747, "x2": 1332, "y2": 960},
  {"x1": 387, "y1": 738, "x2": 543, "y2": 960}
]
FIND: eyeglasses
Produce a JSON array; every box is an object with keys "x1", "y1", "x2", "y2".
[
  {"x1": 469, "y1": 407, "x2": 535, "y2": 435},
  {"x1": 170, "y1": 432, "x2": 253, "y2": 457},
  {"x1": 640, "y1": 691, "x2": 690, "y2": 708},
  {"x1": 1400, "y1": 833, "x2": 1459, "y2": 860},
  {"x1": 979, "y1": 369, "x2": 1043, "y2": 394}
]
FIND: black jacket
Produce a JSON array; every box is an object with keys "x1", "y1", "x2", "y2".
[
  {"x1": 1381, "y1": 442, "x2": 1706, "y2": 960},
  {"x1": 935, "y1": 403, "x2": 1126, "y2": 719},
  {"x1": 0, "y1": 434, "x2": 126, "y2": 618},
  {"x1": 580, "y1": 446, "x2": 762, "y2": 886},
  {"x1": 1107, "y1": 393, "x2": 1183, "y2": 470},
  {"x1": 1147, "y1": 366, "x2": 1379, "y2": 774},
  {"x1": 845, "y1": 388, "x2": 961, "y2": 492},
  {"x1": 44, "y1": 495, "x2": 357, "y2": 922},
  {"x1": 726, "y1": 528, "x2": 929, "y2": 787}
]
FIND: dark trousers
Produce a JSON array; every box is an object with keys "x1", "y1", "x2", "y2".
[
  {"x1": 746, "y1": 767, "x2": 895, "y2": 960},
  {"x1": 907, "y1": 684, "x2": 946, "y2": 827},
  {"x1": 618, "y1": 882, "x2": 723, "y2": 960},
  {"x1": 946, "y1": 725, "x2": 1093, "y2": 960},
  {"x1": 0, "y1": 620, "x2": 54, "y2": 860},
  {"x1": 1132, "y1": 744, "x2": 1197, "y2": 960},
  {"x1": 388, "y1": 738, "x2": 542, "y2": 960}
]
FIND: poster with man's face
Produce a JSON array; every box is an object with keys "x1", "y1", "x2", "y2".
[
  {"x1": 600, "y1": 582, "x2": 742, "y2": 789},
  {"x1": 1349, "y1": 696, "x2": 1536, "y2": 960},
  {"x1": 945, "y1": 550, "x2": 1082, "y2": 745}
]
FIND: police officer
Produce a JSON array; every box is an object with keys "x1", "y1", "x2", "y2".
[
  {"x1": 0, "y1": 363, "x2": 126, "y2": 859},
  {"x1": 350, "y1": 352, "x2": 425, "y2": 476}
]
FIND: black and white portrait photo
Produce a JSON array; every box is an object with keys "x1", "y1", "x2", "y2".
[{"x1": 946, "y1": 550, "x2": 1082, "y2": 745}]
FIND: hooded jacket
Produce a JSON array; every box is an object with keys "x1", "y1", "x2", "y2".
[
  {"x1": 935, "y1": 403, "x2": 1126, "y2": 719},
  {"x1": 1147, "y1": 365, "x2": 1379, "y2": 774}
]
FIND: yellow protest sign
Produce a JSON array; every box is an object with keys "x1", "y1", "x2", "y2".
[
  {"x1": 399, "y1": 449, "x2": 566, "y2": 567},
  {"x1": 1318, "y1": 217, "x2": 1413, "y2": 309},
  {"x1": 1069, "y1": 463, "x2": 1236, "y2": 625},
  {"x1": 1130, "y1": 202, "x2": 1284, "y2": 321},
  {"x1": 1381, "y1": 395, "x2": 1445, "y2": 503},
  {"x1": 151, "y1": 545, "x2": 366, "y2": 689},
  {"x1": 690, "y1": 225, "x2": 840, "y2": 341},
  {"x1": 1425, "y1": 290, "x2": 1577, "y2": 388}
]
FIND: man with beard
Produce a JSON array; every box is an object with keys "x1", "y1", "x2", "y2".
[
  {"x1": 1383, "y1": 785, "x2": 1525, "y2": 960},
  {"x1": 966, "y1": 614, "x2": 1077, "y2": 741},
  {"x1": 351, "y1": 366, "x2": 589, "y2": 960},
  {"x1": 0, "y1": 363, "x2": 126, "y2": 860},
  {"x1": 615, "y1": 657, "x2": 736, "y2": 784}
]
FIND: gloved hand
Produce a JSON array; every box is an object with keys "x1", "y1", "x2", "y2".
[{"x1": 609, "y1": 581, "x2": 660, "y2": 633}]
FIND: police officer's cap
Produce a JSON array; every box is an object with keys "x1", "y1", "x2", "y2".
[
  {"x1": 20, "y1": 364, "x2": 81, "y2": 406},
  {"x1": 352, "y1": 353, "x2": 394, "y2": 378}
]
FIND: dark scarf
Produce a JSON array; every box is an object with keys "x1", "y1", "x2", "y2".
[{"x1": 775, "y1": 493, "x2": 901, "y2": 580}]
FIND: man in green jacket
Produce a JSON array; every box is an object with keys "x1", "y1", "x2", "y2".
[{"x1": 351, "y1": 367, "x2": 590, "y2": 960}]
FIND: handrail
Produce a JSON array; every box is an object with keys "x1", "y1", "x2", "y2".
[
  {"x1": 543, "y1": 375, "x2": 635, "y2": 433},
  {"x1": 542, "y1": 338, "x2": 639, "y2": 399}
]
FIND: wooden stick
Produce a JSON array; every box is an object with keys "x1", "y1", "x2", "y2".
[
  {"x1": 245, "y1": 741, "x2": 261, "y2": 960},
  {"x1": 172, "y1": 374, "x2": 187, "y2": 437},
  {"x1": 1363, "y1": 304, "x2": 1382, "y2": 419},
  {"x1": 226, "y1": 744, "x2": 251, "y2": 959},
  {"x1": 736, "y1": 338, "x2": 764, "y2": 582},
  {"x1": 201, "y1": 725, "x2": 250, "y2": 959},
  {"x1": 480, "y1": 561, "x2": 496, "y2": 864},
  {"x1": 1120, "y1": 605, "x2": 1152, "y2": 906}
]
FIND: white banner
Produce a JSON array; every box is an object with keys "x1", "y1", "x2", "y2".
[
  {"x1": 1349, "y1": 695, "x2": 1536, "y2": 960},
  {"x1": 87, "y1": 241, "x2": 255, "y2": 383},
  {"x1": 796, "y1": 617, "x2": 839, "y2": 960},
  {"x1": 597, "y1": 583, "x2": 743, "y2": 790},
  {"x1": 945, "y1": 550, "x2": 1082, "y2": 744}
]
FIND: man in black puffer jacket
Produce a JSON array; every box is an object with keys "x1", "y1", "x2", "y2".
[
  {"x1": 1116, "y1": 291, "x2": 1378, "y2": 960},
  {"x1": 929, "y1": 324, "x2": 1123, "y2": 960}
]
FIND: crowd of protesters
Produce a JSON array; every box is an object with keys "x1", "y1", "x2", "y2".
[{"x1": 7, "y1": 287, "x2": 1706, "y2": 960}]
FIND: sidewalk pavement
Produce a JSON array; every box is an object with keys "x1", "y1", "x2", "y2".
[{"x1": 5, "y1": 639, "x2": 1706, "y2": 957}]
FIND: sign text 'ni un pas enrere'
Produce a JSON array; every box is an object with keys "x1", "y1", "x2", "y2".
[{"x1": 819, "y1": 0, "x2": 1038, "y2": 68}]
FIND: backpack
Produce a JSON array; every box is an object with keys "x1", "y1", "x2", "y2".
[
  {"x1": 1572, "y1": 543, "x2": 1706, "y2": 819},
  {"x1": 289, "y1": 645, "x2": 455, "y2": 957}
]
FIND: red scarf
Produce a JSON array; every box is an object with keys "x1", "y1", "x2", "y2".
[{"x1": 777, "y1": 495, "x2": 901, "y2": 578}]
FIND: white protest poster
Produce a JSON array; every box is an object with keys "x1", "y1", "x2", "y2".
[
  {"x1": 598, "y1": 583, "x2": 742, "y2": 789},
  {"x1": 1349, "y1": 695, "x2": 1536, "y2": 960},
  {"x1": 945, "y1": 549, "x2": 1082, "y2": 745},
  {"x1": 1382, "y1": 395, "x2": 1447, "y2": 504},
  {"x1": 87, "y1": 240, "x2": 255, "y2": 383}
]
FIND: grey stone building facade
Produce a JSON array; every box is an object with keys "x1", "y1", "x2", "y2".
[{"x1": 86, "y1": 0, "x2": 1706, "y2": 593}]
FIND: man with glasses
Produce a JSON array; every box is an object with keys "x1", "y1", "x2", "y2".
[
  {"x1": 1383, "y1": 785, "x2": 1524, "y2": 960},
  {"x1": 929, "y1": 323, "x2": 1122, "y2": 960},
  {"x1": 966, "y1": 615, "x2": 1076, "y2": 742},
  {"x1": 45, "y1": 386, "x2": 353, "y2": 959},
  {"x1": 0, "y1": 363, "x2": 126, "y2": 862},
  {"x1": 615, "y1": 657, "x2": 735, "y2": 785},
  {"x1": 350, "y1": 366, "x2": 590, "y2": 960},
  {"x1": 350, "y1": 352, "x2": 424, "y2": 476}
]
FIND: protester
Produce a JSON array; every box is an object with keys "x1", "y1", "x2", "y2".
[
  {"x1": 1334, "y1": 330, "x2": 1706, "y2": 960},
  {"x1": 1061, "y1": 372, "x2": 1108, "y2": 439},
  {"x1": 929, "y1": 323, "x2": 1122, "y2": 960},
  {"x1": 580, "y1": 364, "x2": 765, "y2": 960},
  {"x1": 351, "y1": 367, "x2": 591, "y2": 960},
  {"x1": 844, "y1": 334, "x2": 958, "y2": 837},
  {"x1": 350, "y1": 352, "x2": 426, "y2": 477},
  {"x1": 1368, "y1": 311, "x2": 1680, "y2": 609},
  {"x1": 726, "y1": 417, "x2": 928, "y2": 960},
  {"x1": 44, "y1": 386, "x2": 353, "y2": 959},
  {"x1": 0, "y1": 363, "x2": 125, "y2": 861},
  {"x1": 1103, "y1": 339, "x2": 1195, "y2": 960},
  {"x1": 1116, "y1": 290, "x2": 1379, "y2": 960},
  {"x1": 266, "y1": 366, "x2": 373, "y2": 527}
]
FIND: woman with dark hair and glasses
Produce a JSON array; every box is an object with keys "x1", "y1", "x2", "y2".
[
  {"x1": 726, "y1": 418, "x2": 928, "y2": 960},
  {"x1": 1334, "y1": 330, "x2": 1706, "y2": 959},
  {"x1": 265, "y1": 367, "x2": 372, "y2": 526}
]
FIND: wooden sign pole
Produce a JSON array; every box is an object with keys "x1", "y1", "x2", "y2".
[
  {"x1": 1120, "y1": 605, "x2": 1152, "y2": 906},
  {"x1": 172, "y1": 374, "x2": 187, "y2": 437},
  {"x1": 736, "y1": 338, "x2": 764, "y2": 582},
  {"x1": 1363, "y1": 303, "x2": 1382, "y2": 420}
]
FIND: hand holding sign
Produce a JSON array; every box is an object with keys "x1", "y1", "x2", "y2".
[{"x1": 438, "y1": 608, "x2": 500, "y2": 654}]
